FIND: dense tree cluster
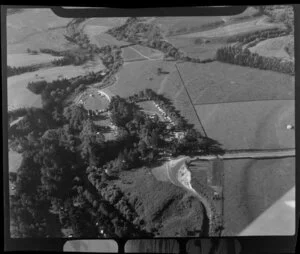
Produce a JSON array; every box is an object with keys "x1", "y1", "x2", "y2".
[
  {"x1": 27, "y1": 80, "x2": 48, "y2": 94},
  {"x1": 98, "y1": 45, "x2": 124, "y2": 74},
  {"x1": 227, "y1": 27, "x2": 289, "y2": 45},
  {"x1": 7, "y1": 65, "x2": 38, "y2": 77},
  {"x1": 39, "y1": 48, "x2": 63, "y2": 56},
  {"x1": 216, "y1": 45, "x2": 294, "y2": 75}
]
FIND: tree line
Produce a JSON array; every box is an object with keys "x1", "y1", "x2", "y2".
[
  {"x1": 7, "y1": 65, "x2": 39, "y2": 77},
  {"x1": 227, "y1": 27, "x2": 289, "y2": 46},
  {"x1": 216, "y1": 45, "x2": 294, "y2": 75}
]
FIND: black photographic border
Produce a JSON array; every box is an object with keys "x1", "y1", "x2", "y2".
[{"x1": 2, "y1": 4, "x2": 299, "y2": 253}]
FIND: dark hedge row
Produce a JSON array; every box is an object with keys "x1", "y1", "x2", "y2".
[
  {"x1": 216, "y1": 45, "x2": 294, "y2": 75},
  {"x1": 7, "y1": 65, "x2": 39, "y2": 77}
]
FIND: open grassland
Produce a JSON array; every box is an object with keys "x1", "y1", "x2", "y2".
[
  {"x1": 131, "y1": 45, "x2": 164, "y2": 59},
  {"x1": 178, "y1": 16, "x2": 283, "y2": 39},
  {"x1": 178, "y1": 62, "x2": 294, "y2": 105},
  {"x1": 7, "y1": 9, "x2": 74, "y2": 54},
  {"x1": 7, "y1": 60, "x2": 105, "y2": 110},
  {"x1": 80, "y1": 18, "x2": 126, "y2": 46},
  {"x1": 122, "y1": 47, "x2": 146, "y2": 62},
  {"x1": 249, "y1": 35, "x2": 294, "y2": 60},
  {"x1": 7, "y1": 8, "x2": 71, "y2": 44},
  {"x1": 107, "y1": 60, "x2": 175, "y2": 96},
  {"x1": 93, "y1": 33, "x2": 130, "y2": 48},
  {"x1": 195, "y1": 100, "x2": 295, "y2": 150},
  {"x1": 115, "y1": 167, "x2": 204, "y2": 236},
  {"x1": 7, "y1": 27, "x2": 76, "y2": 54},
  {"x1": 7, "y1": 53, "x2": 63, "y2": 67},
  {"x1": 9, "y1": 150, "x2": 22, "y2": 173},
  {"x1": 168, "y1": 37, "x2": 222, "y2": 59},
  {"x1": 152, "y1": 16, "x2": 224, "y2": 36},
  {"x1": 107, "y1": 60, "x2": 204, "y2": 131},
  {"x1": 223, "y1": 157, "x2": 295, "y2": 236}
]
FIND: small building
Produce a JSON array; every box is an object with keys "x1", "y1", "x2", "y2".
[
  {"x1": 287, "y1": 124, "x2": 294, "y2": 130},
  {"x1": 174, "y1": 131, "x2": 185, "y2": 140}
]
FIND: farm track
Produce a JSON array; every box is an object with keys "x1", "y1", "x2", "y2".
[{"x1": 190, "y1": 148, "x2": 295, "y2": 161}]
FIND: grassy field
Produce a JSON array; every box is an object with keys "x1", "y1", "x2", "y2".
[
  {"x1": 131, "y1": 45, "x2": 163, "y2": 59},
  {"x1": 93, "y1": 33, "x2": 130, "y2": 48},
  {"x1": 152, "y1": 16, "x2": 224, "y2": 36},
  {"x1": 7, "y1": 60, "x2": 105, "y2": 110},
  {"x1": 107, "y1": 60, "x2": 175, "y2": 96},
  {"x1": 7, "y1": 53, "x2": 63, "y2": 67},
  {"x1": 115, "y1": 167, "x2": 204, "y2": 237},
  {"x1": 9, "y1": 150, "x2": 22, "y2": 173},
  {"x1": 7, "y1": 9, "x2": 73, "y2": 54},
  {"x1": 168, "y1": 37, "x2": 222, "y2": 59},
  {"x1": 178, "y1": 61, "x2": 294, "y2": 105},
  {"x1": 7, "y1": 8, "x2": 71, "y2": 43},
  {"x1": 195, "y1": 100, "x2": 295, "y2": 150},
  {"x1": 7, "y1": 27, "x2": 76, "y2": 54},
  {"x1": 249, "y1": 35, "x2": 294, "y2": 60},
  {"x1": 223, "y1": 157, "x2": 295, "y2": 236},
  {"x1": 80, "y1": 18, "x2": 126, "y2": 46},
  {"x1": 122, "y1": 47, "x2": 146, "y2": 62},
  {"x1": 178, "y1": 16, "x2": 283, "y2": 39}
]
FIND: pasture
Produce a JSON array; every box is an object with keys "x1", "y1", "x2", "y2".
[
  {"x1": 122, "y1": 47, "x2": 146, "y2": 62},
  {"x1": 152, "y1": 16, "x2": 224, "y2": 36},
  {"x1": 9, "y1": 150, "x2": 22, "y2": 173},
  {"x1": 7, "y1": 9, "x2": 73, "y2": 54},
  {"x1": 7, "y1": 27, "x2": 76, "y2": 54},
  {"x1": 177, "y1": 16, "x2": 283, "y2": 39},
  {"x1": 7, "y1": 8, "x2": 71, "y2": 44},
  {"x1": 131, "y1": 45, "x2": 163, "y2": 59},
  {"x1": 223, "y1": 157, "x2": 295, "y2": 236},
  {"x1": 80, "y1": 18, "x2": 126, "y2": 46},
  {"x1": 7, "y1": 60, "x2": 105, "y2": 110},
  {"x1": 7, "y1": 53, "x2": 63, "y2": 67},
  {"x1": 195, "y1": 100, "x2": 295, "y2": 150},
  {"x1": 178, "y1": 61, "x2": 294, "y2": 105},
  {"x1": 168, "y1": 37, "x2": 222, "y2": 59},
  {"x1": 249, "y1": 35, "x2": 294, "y2": 60},
  {"x1": 93, "y1": 33, "x2": 130, "y2": 48}
]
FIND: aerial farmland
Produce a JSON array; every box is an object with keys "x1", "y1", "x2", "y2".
[{"x1": 5, "y1": 5, "x2": 295, "y2": 241}]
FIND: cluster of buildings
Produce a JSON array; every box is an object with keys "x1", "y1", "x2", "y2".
[{"x1": 153, "y1": 102, "x2": 175, "y2": 126}]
